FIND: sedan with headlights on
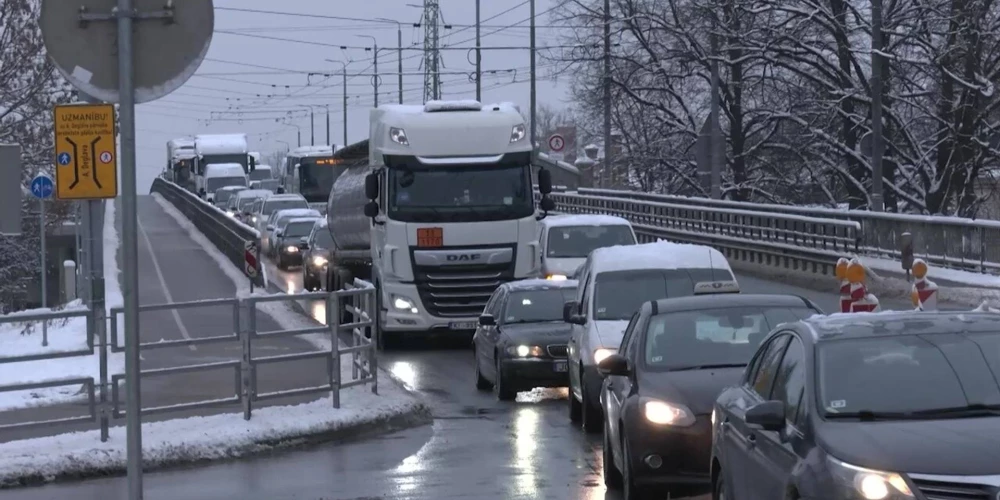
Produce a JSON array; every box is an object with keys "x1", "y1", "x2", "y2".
[
  {"x1": 273, "y1": 217, "x2": 320, "y2": 270},
  {"x1": 598, "y1": 293, "x2": 822, "y2": 499},
  {"x1": 473, "y1": 278, "x2": 578, "y2": 401},
  {"x1": 301, "y1": 220, "x2": 332, "y2": 291}
]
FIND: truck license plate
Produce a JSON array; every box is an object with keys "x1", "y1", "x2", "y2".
[
  {"x1": 554, "y1": 361, "x2": 568, "y2": 372},
  {"x1": 449, "y1": 321, "x2": 477, "y2": 330}
]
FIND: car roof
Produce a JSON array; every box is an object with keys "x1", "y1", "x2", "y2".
[
  {"x1": 646, "y1": 294, "x2": 817, "y2": 315},
  {"x1": 237, "y1": 189, "x2": 271, "y2": 198},
  {"x1": 264, "y1": 194, "x2": 305, "y2": 201},
  {"x1": 274, "y1": 208, "x2": 320, "y2": 217},
  {"x1": 216, "y1": 186, "x2": 246, "y2": 192},
  {"x1": 286, "y1": 217, "x2": 320, "y2": 225},
  {"x1": 801, "y1": 311, "x2": 1000, "y2": 342},
  {"x1": 590, "y1": 241, "x2": 731, "y2": 274},
  {"x1": 503, "y1": 278, "x2": 579, "y2": 291},
  {"x1": 540, "y1": 214, "x2": 632, "y2": 228}
]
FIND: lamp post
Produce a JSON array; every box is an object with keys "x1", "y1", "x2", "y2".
[
  {"x1": 325, "y1": 59, "x2": 350, "y2": 146},
  {"x1": 356, "y1": 34, "x2": 379, "y2": 108},
  {"x1": 376, "y1": 18, "x2": 405, "y2": 104}
]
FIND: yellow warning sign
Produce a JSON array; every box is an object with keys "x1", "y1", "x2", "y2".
[{"x1": 53, "y1": 104, "x2": 118, "y2": 200}]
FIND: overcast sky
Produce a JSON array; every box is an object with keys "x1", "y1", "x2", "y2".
[{"x1": 136, "y1": 0, "x2": 572, "y2": 191}]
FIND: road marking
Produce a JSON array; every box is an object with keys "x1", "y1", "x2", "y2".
[{"x1": 137, "y1": 219, "x2": 198, "y2": 352}]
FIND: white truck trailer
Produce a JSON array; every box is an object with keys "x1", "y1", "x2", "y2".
[
  {"x1": 326, "y1": 100, "x2": 557, "y2": 340},
  {"x1": 166, "y1": 137, "x2": 196, "y2": 191},
  {"x1": 193, "y1": 134, "x2": 256, "y2": 198}
]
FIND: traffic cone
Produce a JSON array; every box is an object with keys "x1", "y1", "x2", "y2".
[
  {"x1": 836, "y1": 258, "x2": 851, "y2": 313},
  {"x1": 910, "y1": 259, "x2": 938, "y2": 311}
]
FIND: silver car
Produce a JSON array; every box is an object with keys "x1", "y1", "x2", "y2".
[
  {"x1": 538, "y1": 214, "x2": 637, "y2": 280},
  {"x1": 266, "y1": 208, "x2": 321, "y2": 258}
]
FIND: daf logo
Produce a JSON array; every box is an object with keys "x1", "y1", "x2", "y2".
[{"x1": 446, "y1": 254, "x2": 481, "y2": 262}]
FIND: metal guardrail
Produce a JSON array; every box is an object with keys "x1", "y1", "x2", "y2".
[
  {"x1": 576, "y1": 187, "x2": 1000, "y2": 274},
  {"x1": 0, "y1": 286, "x2": 378, "y2": 441},
  {"x1": 150, "y1": 177, "x2": 265, "y2": 288}
]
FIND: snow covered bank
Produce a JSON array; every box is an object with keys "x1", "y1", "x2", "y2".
[{"x1": 0, "y1": 360, "x2": 430, "y2": 488}]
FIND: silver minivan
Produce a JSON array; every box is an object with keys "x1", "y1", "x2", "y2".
[{"x1": 538, "y1": 214, "x2": 637, "y2": 280}]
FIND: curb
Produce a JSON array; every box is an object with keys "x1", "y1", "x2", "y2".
[{"x1": 0, "y1": 396, "x2": 432, "y2": 489}]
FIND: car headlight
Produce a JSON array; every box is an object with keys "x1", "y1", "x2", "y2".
[
  {"x1": 389, "y1": 127, "x2": 408, "y2": 145},
  {"x1": 226, "y1": 211, "x2": 235, "y2": 217},
  {"x1": 311, "y1": 255, "x2": 328, "y2": 267},
  {"x1": 827, "y1": 455, "x2": 913, "y2": 499},
  {"x1": 506, "y1": 345, "x2": 544, "y2": 357},
  {"x1": 593, "y1": 348, "x2": 615, "y2": 365},
  {"x1": 510, "y1": 123, "x2": 526, "y2": 142},
  {"x1": 391, "y1": 295, "x2": 418, "y2": 313},
  {"x1": 546, "y1": 274, "x2": 567, "y2": 281},
  {"x1": 642, "y1": 398, "x2": 696, "y2": 426},
  {"x1": 285, "y1": 245, "x2": 298, "y2": 253}
]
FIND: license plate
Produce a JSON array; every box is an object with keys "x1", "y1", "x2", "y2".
[
  {"x1": 554, "y1": 360, "x2": 568, "y2": 372},
  {"x1": 449, "y1": 321, "x2": 477, "y2": 330}
]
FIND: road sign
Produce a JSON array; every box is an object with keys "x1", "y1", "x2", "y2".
[
  {"x1": 244, "y1": 240, "x2": 259, "y2": 278},
  {"x1": 0, "y1": 145, "x2": 23, "y2": 236},
  {"x1": 30, "y1": 173, "x2": 55, "y2": 200},
  {"x1": 54, "y1": 103, "x2": 118, "y2": 200},
  {"x1": 548, "y1": 134, "x2": 566, "y2": 152},
  {"x1": 39, "y1": 0, "x2": 215, "y2": 104}
]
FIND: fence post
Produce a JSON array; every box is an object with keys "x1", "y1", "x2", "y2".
[
  {"x1": 97, "y1": 304, "x2": 109, "y2": 442},
  {"x1": 239, "y1": 299, "x2": 252, "y2": 420},
  {"x1": 331, "y1": 292, "x2": 342, "y2": 409},
  {"x1": 368, "y1": 288, "x2": 378, "y2": 395}
]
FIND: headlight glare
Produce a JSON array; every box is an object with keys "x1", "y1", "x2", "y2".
[
  {"x1": 827, "y1": 455, "x2": 913, "y2": 499},
  {"x1": 391, "y1": 295, "x2": 418, "y2": 313},
  {"x1": 642, "y1": 398, "x2": 696, "y2": 426},
  {"x1": 506, "y1": 345, "x2": 543, "y2": 357},
  {"x1": 593, "y1": 348, "x2": 615, "y2": 365},
  {"x1": 546, "y1": 274, "x2": 567, "y2": 281},
  {"x1": 312, "y1": 256, "x2": 328, "y2": 267},
  {"x1": 285, "y1": 245, "x2": 298, "y2": 253}
]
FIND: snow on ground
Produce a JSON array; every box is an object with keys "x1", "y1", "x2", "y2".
[
  {"x1": 0, "y1": 200, "x2": 126, "y2": 411},
  {"x1": 0, "y1": 360, "x2": 429, "y2": 487}
]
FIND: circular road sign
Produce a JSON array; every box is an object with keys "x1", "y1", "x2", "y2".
[
  {"x1": 99, "y1": 151, "x2": 113, "y2": 164},
  {"x1": 40, "y1": 0, "x2": 215, "y2": 104},
  {"x1": 548, "y1": 134, "x2": 566, "y2": 152}
]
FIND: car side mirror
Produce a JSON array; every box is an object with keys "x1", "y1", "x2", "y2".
[
  {"x1": 364, "y1": 172, "x2": 379, "y2": 200},
  {"x1": 568, "y1": 314, "x2": 587, "y2": 325},
  {"x1": 537, "y1": 168, "x2": 553, "y2": 194},
  {"x1": 249, "y1": 156, "x2": 256, "y2": 171},
  {"x1": 563, "y1": 301, "x2": 578, "y2": 322},
  {"x1": 364, "y1": 201, "x2": 379, "y2": 218},
  {"x1": 745, "y1": 401, "x2": 785, "y2": 431},
  {"x1": 274, "y1": 230, "x2": 283, "y2": 237},
  {"x1": 597, "y1": 353, "x2": 629, "y2": 377},
  {"x1": 478, "y1": 314, "x2": 495, "y2": 327},
  {"x1": 266, "y1": 224, "x2": 275, "y2": 231}
]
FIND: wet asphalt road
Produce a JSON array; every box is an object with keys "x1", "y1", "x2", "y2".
[{"x1": 4, "y1": 222, "x2": 924, "y2": 499}]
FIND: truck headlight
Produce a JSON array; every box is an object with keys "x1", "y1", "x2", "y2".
[
  {"x1": 506, "y1": 345, "x2": 543, "y2": 357},
  {"x1": 391, "y1": 295, "x2": 418, "y2": 313},
  {"x1": 642, "y1": 398, "x2": 696, "y2": 426},
  {"x1": 510, "y1": 123, "x2": 526, "y2": 143},
  {"x1": 389, "y1": 127, "x2": 409, "y2": 145},
  {"x1": 827, "y1": 455, "x2": 913, "y2": 499},
  {"x1": 311, "y1": 255, "x2": 328, "y2": 267}
]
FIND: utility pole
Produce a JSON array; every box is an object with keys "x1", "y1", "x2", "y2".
[
  {"x1": 343, "y1": 69, "x2": 348, "y2": 145},
  {"x1": 475, "y1": 0, "x2": 482, "y2": 102},
  {"x1": 530, "y1": 0, "x2": 537, "y2": 153},
  {"x1": 358, "y1": 35, "x2": 379, "y2": 108},
  {"x1": 870, "y1": 0, "x2": 885, "y2": 211},
  {"x1": 377, "y1": 18, "x2": 405, "y2": 104},
  {"x1": 310, "y1": 107, "x2": 315, "y2": 145},
  {"x1": 602, "y1": 0, "x2": 612, "y2": 188},
  {"x1": 421, "y1": 0, "x2": 443, "y2": 101},
  {"x1": 709, "y1": 33, "x2": 722, "y2": 199},
  {"x1": 325, "y1": 105, "x2": 330, "y2": 145}
]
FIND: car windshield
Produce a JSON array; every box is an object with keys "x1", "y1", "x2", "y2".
[
  {"x1": 546, "y1": 225, "x2": 635, "y2": 258},
  {"x1": 249, "y1": 169, "x2": 272, "y2": 181},
  {"x1": 239, "y1": 197, "x2": 263, "y2": 211},
  {"x1": 215, "y1": 189, "x2": 242, "y2": 204},
  {"x1": 282, "y1": 221, "x2": 315, "y2": 238},
  {"x1": 311, "y1": 229, "x2": 333, "y2": 248},
  {"x1": 263, "y1": 198, "x2": 308, "y2": 216},
  {"x1": 644, "y1": 306, "x2": 817, "y2": 370},
  {"x1": 818, "y1": 333, "x2": 1000, "y2": 417},
  {"x1": 206, "y1": 176, "x2": 247, "y2": 192},
  {"x1": 503, "y1": 288, "x2": 578, "y2": 324},
  {"x1": 593, "y1": 268, "x2": 733, "y2": 320}
]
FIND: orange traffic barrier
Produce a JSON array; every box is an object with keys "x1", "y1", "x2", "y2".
[
  {"x1": 836, "y1": 258, "x2": 851, "y2": 313},
  {"x1": 846, "y1": 258, "x2": 880, "y2": 313},
  {"x1": 910, "y1": 259, "x2": 938, "y2": 311}
]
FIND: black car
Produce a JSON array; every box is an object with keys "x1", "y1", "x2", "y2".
[
  {"x1": 302, "y1": 221, "x2": 333, "y2": 291},
  {"x1": 473, "y1": 279, "x2": 579, "y2": 401},
  {"x1": 710, "y1": 311, "x2": 1000, "y2": 500},
  {"x1": 597, "y1": 294, "x2": 823, "y2": 499},
  {"x1": 274, "y1": 217, "x2": 319, "y2": 270}
]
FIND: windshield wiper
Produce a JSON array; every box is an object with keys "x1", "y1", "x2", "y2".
[
  {"x1": 908, "y1": 403, "x2": 1000, "y2": 417},
  {"x1": 825, "y1": 410, "x2": 910, "y2": 421},
  {"x1": 667, "y1": 363, "x2": 747, "y2": 372},
  {"x1": 825, "y1": 404, "x2": 1000, "y2": 421}
]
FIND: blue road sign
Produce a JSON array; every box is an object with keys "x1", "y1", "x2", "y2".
[
  {"x1": 57, "y1": 152, "x2": 71, "y2": 165},
  {"x1": 31, "y1": 174, "x2": 54, "y2": 200}
]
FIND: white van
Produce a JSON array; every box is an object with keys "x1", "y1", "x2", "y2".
[
  {"x1": 248, "y1": 164, "x2": 273, "y2": 182},
  {"x1": 202, "y1": 163, "x2": 248, "y2": 202},
  {"x1": 563, "y1": 241, "x2": 737, "y2": 428},
  {"x1": 538, "y1": 214, "x2": 636, "y2": 280}
]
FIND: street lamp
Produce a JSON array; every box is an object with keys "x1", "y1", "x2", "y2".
[
  {"x1": 376, "y1": 18, "x2": 405, "y2": 104},
  {"x1": 356, "y1": 34, "x2": 379, "y2": 108},
  {"x1": 323, "y1": 58, "x2": 350, "y2": 146},
  {"x1": 277, "y1": 119, "x2": 301, "y2": 147}
]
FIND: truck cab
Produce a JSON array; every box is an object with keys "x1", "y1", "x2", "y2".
[
  {"x1": 194, "y1": 134, "x2": 256, "y2": 199},
  {"x1": 201, "y1": 163, "x2": 248, "y2": 202}
]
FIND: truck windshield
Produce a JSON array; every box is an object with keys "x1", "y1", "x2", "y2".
[
  {"x1": 297, "y1": 158, "x2": 339, "y2": 203},
  {"x1": 202, "y1": 153, "x2": 248, "y2": 172},
  {"x1": 387, "y1": 164, "x2": 533, "y2": 222},
  {"x1": 249, "y1": 169, "x2": 272, "y2": 181},
  {"x1": 206, "y1": 176, "x2": 247, "y2": 192}
]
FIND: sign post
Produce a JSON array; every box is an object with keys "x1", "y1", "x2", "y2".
[
  {"x1": 30, "y1": 173, "x2": 55, "y2": 346},
  {"x1": 244, "y1": 240, "x2": 259, "y2": 292}
]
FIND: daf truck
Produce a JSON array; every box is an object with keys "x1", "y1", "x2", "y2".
[
  {"x1": 193, "y1": 133, "x2": 256, "y2": 199},
  {"x1": 326, "y1": 100, "x2": 557, "y2": 341},
  {"x1": 167, "y1": 137, "x2": 196, "y2": 191}
]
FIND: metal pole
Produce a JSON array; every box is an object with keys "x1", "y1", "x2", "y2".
[
  {"x1": 709, "y1": 32, "x2": 722, "y2": 200},
  {"x1": 529, "y1": 0, "x2": 537, "y2": 155},
  {"x1": 398, "y1": 27, "x2": 404, "y2": 104},
  {"x1": 88, "y1": 200, "x2": 107, "y2": 443},
  {"x1": 40, "y1": 198, "x2": 48, "y2": 346},
  {"x1": 325, "y1": 106, "x2": 330, "y2": 145},
  {"x1": 602, "y1": 0, "x2": 612, "y2": 188},
  {"x1": 870, "y1": 0, "x2": 885, "y2": 212},
  {"x1": 475, "y1": 0, "x2": 482, "y2": 102},
  {"x1": 343, "y1": 68, "x2": 348, "y2": 146},
  {"x1": 310, "y1": 108, "x2": 315, "y2": 146},
  {"x1": 374, "y1": 44, "x2": 379, "y2": 108},
  {"x1": 116, "y1": 0, "x2": 143, "y2": 496}
]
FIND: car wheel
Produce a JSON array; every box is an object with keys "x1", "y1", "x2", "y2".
[
  {"x1": 568, "y1": 370, "x2": 582, "y2": 423},
  {"x1": 713, "y1": 470, "x2": 727, "y2": 500},
  {"x1": 622, "y1": 437, "x2": 642, "y2": 500},
  {"x1": 603, "y1": 423, "x2": 623, "y2": 488},
  {"x1": 581, "y1": 383, "x2": 602, "y2": 433},
  {"x1": 475, "y1": 351, "x2": 492, "y2": 391},
  {"x1": 494, "y1": 356, "x2": 516, "y2": 401}
]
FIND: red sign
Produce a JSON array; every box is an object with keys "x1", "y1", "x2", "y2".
[{"x1": 244, "y1": 240, "x2": 259, "y2": 278}]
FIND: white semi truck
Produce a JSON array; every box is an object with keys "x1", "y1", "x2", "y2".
[
  {"x1": 325, "y1": 100, "x2": 557, "y2": 341},
  {"x1": 193, "y1": 133, "x2": 256, "y2": 198},
  {"x1": 166, "y1": 137, "x2": 196, "y2": 191}
]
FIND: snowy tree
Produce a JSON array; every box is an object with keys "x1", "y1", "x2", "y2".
[{"x1": 0, "y1": 0, "x2": 75, "y2": 310}]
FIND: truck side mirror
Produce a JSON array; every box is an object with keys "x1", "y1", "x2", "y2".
[
  {"x1": 537, "y1": 168, "x2": 553, "y2": 194},
  {"x1": 364, "y1": 172, "x2": 379, "y2": 200},
  {"x1": 249, "y1": 156, "x2": 256, "y2": 172},
  {"x1": 364, "y1": 201, "x2": 379, "y2": 218}
]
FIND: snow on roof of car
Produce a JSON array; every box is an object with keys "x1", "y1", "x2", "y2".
[
  {"x1": 274, "y1": 208, "x2": 320, "y2": 218},
  {"x1": 541, "y1": 214, "x2": 632, "y2": 227},
  {"x1": 234, "y1": 189, "x2": 271, "y2": 199},
  {"x1": 286, "y1": 217, "x2": 321, "y2": 225},
  {"x1": 506, "y1": 278, "x2": 579, "y2": 290},
  {"x1": 590, "y1": 241, "x2": 732, "y2": 274}
]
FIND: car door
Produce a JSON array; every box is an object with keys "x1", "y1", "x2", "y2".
[
  {"x1": 605, "y1": 311, "x2": 642, "y2": 464},
  {"x1": 474, "y1": 290, "x2": 501, "y2": 371},
  {"x1": 484, "y1": 288, "x2": 509, "y2": 379},
  {"x1": 721, "y1": 333, "x2": 790, "y2": 500},
  {"x1": 751, "y1": 335, "x2": 807, "y2": 499},
  {"x1": 568, "y1": 262, "x2": 592, "y2": 398}
]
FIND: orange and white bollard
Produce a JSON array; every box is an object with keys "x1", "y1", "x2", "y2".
[
  {"x1": 836, "y1": 258, "x2": 851, "y2": 313},
  {"x1": 847, "y1": 258, "x2": 880, "y2": 312},
  {"x1": 910, "y1": 258, "x2": 938, "y2": 311}
]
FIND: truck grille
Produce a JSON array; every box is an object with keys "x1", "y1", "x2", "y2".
[
  {"x1": 547, "y1": 345, "x2": 568, "y2": 358},
  {"x1": 910, "y1": 479, "x2": 993, "y2": 500},
  {"x1": 412, "y1": 253, "x2": 517, "y2": 318}
]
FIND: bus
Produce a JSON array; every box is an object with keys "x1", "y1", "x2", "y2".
[{"x1": 285, "y1": 145, "x2": 343, "y2": 203}]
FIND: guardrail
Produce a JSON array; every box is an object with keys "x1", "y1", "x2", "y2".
[
  {"x1": 575, "y1": 187, "x2": 998, "y2": 274},
  {"x1": 150, "y1": 177, "x2": 265, "y2": 288}
]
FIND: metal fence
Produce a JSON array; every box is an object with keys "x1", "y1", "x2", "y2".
[
  {"x1": 0, "y1": 284, "x2": 377, "y2": 442},
  {"x1": 150, "y1": 177, "x2": 265, "y2": 288}
]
